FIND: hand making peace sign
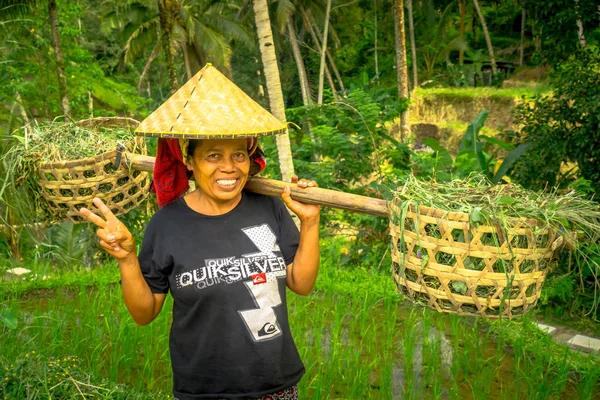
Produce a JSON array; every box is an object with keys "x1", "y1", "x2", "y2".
[{"x1": 79, "y1": 198, "x2": 136, "y2": 260}]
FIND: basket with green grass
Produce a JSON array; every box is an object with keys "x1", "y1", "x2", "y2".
[
  {"x1": 4, "y1": 117, "x2": 150, "y2": 224},
  {"x1": 388, "y1": 175, "x2": 594, "y2": 319}
]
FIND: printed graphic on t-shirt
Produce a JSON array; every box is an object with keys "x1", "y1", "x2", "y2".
[
  {"x1": 239, "y1": 278, "x2": 283, "y2": 341},
  {"x1": 173, "y1": 224, "x2": 288, "y2": 291},
  {"x1": 173, "y1": 223, "x2": 288, "y2": 342}
]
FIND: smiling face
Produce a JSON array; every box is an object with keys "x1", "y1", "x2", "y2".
[{"x1": 186, "y1": 138, "x2": 250, "y2": 211}]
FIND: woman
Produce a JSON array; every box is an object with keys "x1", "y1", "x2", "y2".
[
  {"x1": 79, "y1": 136, "x2": 319, "y2": 399},
  {"x1": 79, "y1": 64, "x2": 320, "y2": 399}
]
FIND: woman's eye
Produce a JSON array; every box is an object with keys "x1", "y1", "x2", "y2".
[
  {"x1": 233, "y1": 152, "x2": 248, "y2": 162},
  {"x1": 206, "y1": 153, "x2": 221, "y2": 161}
]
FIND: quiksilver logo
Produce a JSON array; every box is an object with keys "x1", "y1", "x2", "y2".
[
  {"x1": 258, "y1": 322, "x2": 277, "y2": 337},
  {"x1": 252, "y1": 273, "x2": 267, "y2": 285}
]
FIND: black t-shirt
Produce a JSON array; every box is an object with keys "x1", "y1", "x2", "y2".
[{"x1": 138, "y1": 192, "x2": 305, "y2": 399}]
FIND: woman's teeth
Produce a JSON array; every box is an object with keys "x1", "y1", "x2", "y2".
[{"x1": 217, "y1": 179, "x2": 237, "y2": 186}]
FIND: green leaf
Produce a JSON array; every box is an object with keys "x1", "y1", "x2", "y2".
[
  {"x1": 421, "y1": 254, "x2": 430, "y2": 272},
  {"x1": 480, "y1": 135, "x2": 515, "y2": 151},
  {"x1": 0, "y1": 309, "x2": 18, "y2": 329},
  {"x1": 422, "y1": 138, "x2": 453, "y2": 169},
  {"x1": 457, "y1": 110, "x2": 489, "y2": 177},
  {"x1": 458, "y1": 110, "x2": 488, "y2": 154},
  {"x1": 496, "y1": 195, "x2": 517, "y2": 205},
  {"x1": 491, "y1": 142, "x2": 531, "y2": 184},
  {"x1": 451, "y1": 281, "x2": 468, "y2": 295},
  {"x1": 470, "y1": 207, "x2": 482, "y2": 226}
]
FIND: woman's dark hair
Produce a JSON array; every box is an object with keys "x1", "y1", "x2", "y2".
[{"x1": 187, "y1": 139, "x2": 202, "y2": 158}]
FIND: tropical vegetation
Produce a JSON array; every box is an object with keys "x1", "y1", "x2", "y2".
[{"x1": 1, "y1": 0, "x2": 600, "y2": 398}]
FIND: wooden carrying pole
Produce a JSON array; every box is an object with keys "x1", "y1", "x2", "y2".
[{"x1": 123, "y1": 152, "x2": 389, "y2": 217}]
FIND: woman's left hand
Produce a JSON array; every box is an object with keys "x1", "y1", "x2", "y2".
[{"x1": 281, "y1": 175, "x2": 320, "y2": 224}]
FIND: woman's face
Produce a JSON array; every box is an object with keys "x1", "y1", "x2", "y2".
[{"x1": 187, "y1": 138, "x2": 250, "y2": 205}]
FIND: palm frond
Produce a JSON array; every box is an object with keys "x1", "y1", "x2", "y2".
[
  {"x1": 122, "y1": 18, "x2": 159, "y2": 64},
  {"x1": 274, "y1": 0, "x2": 295, "y2": 33},
  {"x1": 195, "y1": 22, "x2": 232, "y2": 69}
]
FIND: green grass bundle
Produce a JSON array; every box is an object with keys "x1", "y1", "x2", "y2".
[
  {"x1": 393, "y1": 174, "x2": 600, "y2": 242},
  {"x1": 0, "y1": 120, "x2": 141, "y2": 225},
  {"x1": 389, "y1": 173, "x2": 600, "y2": 318},
  {"x1": 20, "y1": 121, "x2": 134, "y2": 164}
]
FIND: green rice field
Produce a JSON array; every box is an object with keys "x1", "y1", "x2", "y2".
[{"x1": 1, "y1": 250, "x2": 599, "y2": 399}]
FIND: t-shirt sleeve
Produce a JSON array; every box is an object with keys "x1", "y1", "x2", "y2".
[
  {"x1": 273, "y1": 197, "x2": 300, "y2": 266},
  {"x1": 138, "y1": 215, "x2": 173, "y2": 294}
]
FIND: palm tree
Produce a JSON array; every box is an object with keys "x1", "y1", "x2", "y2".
[
  {"x1": 575, "y1": 0, "x2": 586, "y2": 48},
  {"x1": 519, "y1": 1, "x2": 525, "y2": 65},
  {"x1": 373, "y1": 0, "x2": 379, "y2": 78},
  {"x1": 101, "y1": 0, "x2": 251, "y2": 95},
  {"x1": 458, "y1": 0, "x2": 466, "y2": 65},
  {"x1": 393, "y1": 0, "x2": 410, "y2": 141},
  {"x1": 300, "y1": 6, "x2": 339, "y2": 100},
  {"x1": 407, "y1": 0, "x2": 417, "y2": 90},
  {"x1": 158, "y1": 0, "x2": 178, "y2": 92},
  {"x1": 286, "y1": 19, "x2": 312, "y2": 106},
  {"x1": 1, "y1": 0, "x2": 71, "y2": 117},
  {"x1": 472, "y1": 0, "x2": 496, "y2": 74},
  {"x1": 414, "y1": 1, "x2": 462, "y2": 78},
  {"x1": 252, "y1": 0, "x2": 295, "y2": 183},
  {"x1": 306, "y1": 6, "x2": 345, "y2": 94},
  {"x1": 317, "y1": 0, "x2": 331, "y2": 105},
  {"x1": 48, "y1": 0, "x2": 70, "y2": 117}
]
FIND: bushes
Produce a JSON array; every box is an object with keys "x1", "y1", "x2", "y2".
[
  {"x1": 509, "y1": 48, "x2": 600, "y2": 195},
  {"x1": 503, "y1": 49, "x2": 600, "y2": 320}
]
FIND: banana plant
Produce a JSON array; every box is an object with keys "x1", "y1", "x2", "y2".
[{"x1": 423, "y1": 109, "x2": 530, "y2": 183}]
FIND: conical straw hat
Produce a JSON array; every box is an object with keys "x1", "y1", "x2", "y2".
[{"x1": 135, "y1": 63, "x2": 287, "y2": 139}]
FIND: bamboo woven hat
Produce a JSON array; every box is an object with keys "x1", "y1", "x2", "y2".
[{"x1": 135, "y1": 63, "x2": 287, "y2": 139}]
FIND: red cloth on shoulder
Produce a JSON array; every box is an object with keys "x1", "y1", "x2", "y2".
[{"x1": 150, "y1": 138, "x2": 191, "y2": 208}]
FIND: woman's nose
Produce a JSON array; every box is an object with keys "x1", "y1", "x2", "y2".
[{"x1": 219, "y1": 156, "x2": 236, "y2": 171}]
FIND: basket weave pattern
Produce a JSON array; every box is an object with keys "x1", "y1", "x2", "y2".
[
  {"x1": 390, "y1": 203, "x2": 563, "y2": 318},
  {"x1": 36, "y1": 118, "x2": 150, "y2": 223}
]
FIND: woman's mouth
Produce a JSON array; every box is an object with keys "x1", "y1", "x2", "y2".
[{"x1": 216, "y1": 178, "x2": 238, "y2": 188}]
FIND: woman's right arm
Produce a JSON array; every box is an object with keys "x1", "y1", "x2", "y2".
[
  {"x1": 79, "y1": 198, "x2": 166, "y2": 326},
  {"x1": 116, "y1": 253, "x2": 166, "y2": 326}
]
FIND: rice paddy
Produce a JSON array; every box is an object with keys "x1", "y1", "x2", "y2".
[{"x1": 1, "y1": 257, "x2": 599, "y2": 399}]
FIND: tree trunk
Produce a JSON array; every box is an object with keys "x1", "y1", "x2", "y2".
[
  {"x1": 519, "y1": 4, "x2": 525, "y2": 65},
  {"x1": 393, "y1": 0, "x2": 410, "y2": 141},
  {"x1": 458, "y1": 0, "x2": 466, "y2": 65},
  {"x1": 252, "y1": 0, "x2": 295, "y2": 183},
  {"x1": 158, "y1": 0, "x2": 178, "y2": 93},
  {"x1": 308, "y1": 9, "x2": 345, "y2": 93},
  {"x1": 48, "y1": 0, "x2": 70, "y2": 118},
  {"x1": 287, "y1": 20, "x2": 311, "y2": 105},
  {"x1": 442, "y1": 23, "x2": 450, "y2": 65},
  {"x1": 407, "y1": 0, "x2": 418, "y2": 90},
  {"x1": 374, "y1": 0, "x2": 379, "y2": 79},
  {"x1": 6, "y1": 209, "x2": 22, "y2": 262},
  {"x1": 472, "y1": 0, "x2": 497, "y2": 74},
  {"x1": 575, "y1": 0, "x2": 586, "y2": 48},
  {"x1": 138, "y1": 40, "x2": 162, "y2": 95},
  {"x1": 301, "y1": 6, "x2": 339, "y2": 101},
  {"x1": 182, "y1": 42, "x2": 192, "y2": 80},
  {"x1": 288, "y1": 19, "x2": 319, "y2": 160},
  {"x1": 318, "y1": 0, "x2": 332, "y2": 105}
]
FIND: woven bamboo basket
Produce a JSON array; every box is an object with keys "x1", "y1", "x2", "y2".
[
  {"x1": 36, "y1": 117, "x2": 150, "y2": 223},
  {"x1": 389, "y1": 201, "x2": 565, "y2": 319}
]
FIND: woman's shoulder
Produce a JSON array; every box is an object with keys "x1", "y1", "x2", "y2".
[{"x1": 146, "y1": 197, "x2": 187, "y2": 227}]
